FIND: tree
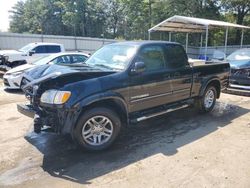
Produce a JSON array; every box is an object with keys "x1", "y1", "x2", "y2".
[
  {"x1": 9, "y1": 0, "x2": 248, "y2": 44},
  {"x1": 9, "y1": 1, "x2": 28, "y2": 33},
  {"x1": 221, "y1": 0, "x2": 250, "y2": 44},
  {"x1": 103, "y1": 0, "x2": 124, "y2": 38}
]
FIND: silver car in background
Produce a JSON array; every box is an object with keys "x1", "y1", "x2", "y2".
[{"x1": 3, "y1": 52, "x2": 89, "y2": 89}]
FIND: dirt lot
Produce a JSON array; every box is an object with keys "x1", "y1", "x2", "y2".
[{"x1": 0, "y1": 86, "x2": 250, "y2": 188}]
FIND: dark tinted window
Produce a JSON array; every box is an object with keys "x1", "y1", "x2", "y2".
[
  {"x1": 136, "y1": 45, "x2": 165, "y2": 72},
  {"x1": 46, "y1": 45, "x2": 61, "y2": 53},
  {"x1": 71, "y1": 55, "x2": 87, "y2": 63},
  {"x1": 165, "y1": 45, "x2": 187, "y2": 69},
  {"x1": 33, "y1": 46, "x2": 47, "y2": 53}
]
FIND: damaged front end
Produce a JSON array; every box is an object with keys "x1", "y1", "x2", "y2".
[
  {"x1": 17, "y1": 64, "x2": 116, "y2": 135},
  {"x1": 17, "y1": 72, "x2": 72, "y2": 134},
  {"x1": 229, "y1": 68, "x2": 250, "y2": 90},
  {"x1": 17, "y1": 84, "x2": 52, "y2": 133},
  {"x1": 0, "y1": 55, "x2": 10, "y2": 72}
]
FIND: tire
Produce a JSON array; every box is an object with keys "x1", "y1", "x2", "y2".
[
  {"x1": 196, "y1": 85, "x2": 217, "y2": 113},
  {"x1": 73, "y1": 107, "x2": 121, "y2": 151}
]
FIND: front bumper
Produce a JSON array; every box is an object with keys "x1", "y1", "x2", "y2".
[
  {"x1": 3, "y1": 74, "x2": 23, "y2": 89},
  {"x1": 229, "y1": 83, "x2": 250, "y2": 90},
  {"x1": 17, "y1": 104, "x2": 35, "y2": 118},
  {"x1": 17, "y1": 102, "x2": 78, "y2": 134},
  {"x1": 229, "y1": 68, "x2": 250, "y2": 87}
]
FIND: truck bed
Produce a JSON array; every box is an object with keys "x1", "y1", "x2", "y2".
[{"x1": 189, "y1": 59, "x2": 227, "y2": 67}]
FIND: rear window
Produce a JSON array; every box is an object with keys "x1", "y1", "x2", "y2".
[
  {"x1": 46, "y1": 45, "x2": 61, "y2": 53},
  {"x1": 165, "y1": 45, "x2": 187, "y2": 69}
]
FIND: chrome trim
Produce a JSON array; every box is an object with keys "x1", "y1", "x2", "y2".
[
  {"x1": 131, "y1": 88, "x2": 191, "y2": 103},
  {"x1": 229, "y1": 84, "x2": 250, "y2": 90},
  {"x1": 131, "y1": 91, "x2": 172, "y2": 103},
  {"x1": 136, "y1": 104, "x2": 189, "y2": 122},
  {"x1": 131, "y1": 94, "x2": 149, "y2": 100},
  {"x1": 173, "y1": 88, "x2": 190, "y2": 94}
]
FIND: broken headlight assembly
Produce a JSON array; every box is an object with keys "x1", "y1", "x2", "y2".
[{"x1": 40, "y1": 89, "x2": 71, "y2": 104}]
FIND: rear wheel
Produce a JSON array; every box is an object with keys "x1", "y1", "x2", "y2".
[
  {"x1": 73, "y1": 107, "x2": 121, "y2": 151},
  {"x1": 196, "y1": 85, "x2": 217, "y2": 113}
]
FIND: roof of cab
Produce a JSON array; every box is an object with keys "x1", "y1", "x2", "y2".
[
  {"x1": 30, "y1": 42, "x2": 63, "y2": 46},
  {"x1": 109, "y1": 40, "x2": 180, "y2": 47}
]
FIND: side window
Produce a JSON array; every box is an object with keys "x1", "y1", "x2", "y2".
[
  {"x1": 46, "y1": 45, "x2": 61, "y2": 53},
  {"x1": 71, "y1": 55, "x2": 87, "y2": 64},
  {"x1": 52, "y1": 55, "x2": 71, "y2": 64},
  {"x1": 33, "y1": 46, "x2": 47, "y2": 53},
  {"x1": 136, "y1": 45, "x2": 165, "y2": 72},
  {"x1": 165, "y1": 45, "x2": 187, "y2": 69}
]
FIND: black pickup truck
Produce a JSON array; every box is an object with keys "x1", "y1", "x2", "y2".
[{"x1": 18, "y1": 41, "x2": 230, "y2": 151}]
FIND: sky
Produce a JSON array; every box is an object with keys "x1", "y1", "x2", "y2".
[{"x1": 0, "y1": 0, "x2": 20, "y2": 31}]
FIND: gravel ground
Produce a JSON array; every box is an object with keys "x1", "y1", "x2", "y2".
[{"x1": 0, "y1": 89, "x2": 250, "y2": 188}]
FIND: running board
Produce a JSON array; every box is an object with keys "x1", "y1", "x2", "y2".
[{"x1": 135, "y1": 104, "x2": 190, "y2": 122}]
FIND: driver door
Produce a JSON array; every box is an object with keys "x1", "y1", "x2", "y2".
[{"x1": 128, "y1": 44, "x2": 173, "y2": 112}]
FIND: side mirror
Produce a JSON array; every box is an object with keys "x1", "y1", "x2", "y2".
[
  {"x1": 29, "y1": 50, "x2": 35, "y2": 56},
  {"x1": 130, "y1": 62, "x2": 146, "y2": 75}
]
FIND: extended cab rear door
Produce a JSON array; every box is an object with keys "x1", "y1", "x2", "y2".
[{"x1": 164, "y1": 44, "x2": 193, "y2": 102}]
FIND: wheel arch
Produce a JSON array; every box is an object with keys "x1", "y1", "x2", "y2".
[
  {"x1": 74, "y1": 93, "x2": 129, "y2": 130},
  {"x1": 200, "y1": 78, "x2": 221, "y2": 99}
]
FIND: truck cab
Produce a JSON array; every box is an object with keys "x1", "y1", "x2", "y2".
[{"x1": 0, "y1": 42, "x2": 65, "y2": 69}]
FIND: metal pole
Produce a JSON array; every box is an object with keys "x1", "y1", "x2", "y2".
[
  {"x1": 186, "y1": 33, "x2": 189, "y2": 53},
  {"x1": 74, "y1": 25, "x2": 77, "y2": 50},
  {"x1": 148, "y1": 31, "x2": 151, "y2": 40},
  {"x1": 224, "y1": 27, "x2": 228, "y2": 54},
  {"x1": 200, "y1": 33, "x2": 203, "y2": 48},
  {"x1": 205, "y1": 26, "x2": 208, "y2": 59},
  {"x1": 240, "y1": 29, "x2": 244, "y2": 48},
  {"x1": 169, "y1": 32, "x2": 171, "y2": 41}
]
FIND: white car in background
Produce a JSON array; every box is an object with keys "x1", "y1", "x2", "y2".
[
  {"x1": 3, "y1": 52, "x2": 89, "y2": 89},
  {"x1": 0, "y1": 42, "x2": 65, "y2": 69}
]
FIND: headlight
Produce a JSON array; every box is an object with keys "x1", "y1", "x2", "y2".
[{"x1": 40, "y1": 90, "x2": 71, "y2": 104}]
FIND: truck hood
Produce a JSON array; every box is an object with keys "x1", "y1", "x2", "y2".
[
  {"x1": 24, "y1": 64, "x2": 116, "y2": 84},
  {"x1": 0, "y1": 50, "x2": 24, "y2": 56},
  {"x1": 25, "y1": 64, "x2": 82, "y2": 80},
  {"x1": 22, "y1": 64, "x2": 117, "y2": 92}
]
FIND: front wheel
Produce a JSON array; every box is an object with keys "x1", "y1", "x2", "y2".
[
  {"x1": 196, "y1": 86, "x2": 217, "y2": 113},
  {"x1": 73, "y1": 107, "x2": 121, "y2": 151}
]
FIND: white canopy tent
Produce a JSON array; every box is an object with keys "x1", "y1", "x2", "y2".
[{"x1": 148, "y1": 15, "x2": 250, "y2": 58}]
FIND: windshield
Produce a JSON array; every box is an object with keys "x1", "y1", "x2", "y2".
[
  {"x1": 30, "y1": 55, "x2": 54, "y2": 65},
  {"x1": 19, "y1": 43, "x2": 36, "y2": 52},
  {"x1": 227, "y1": 49, "x2": 250, "y2": 61},
  {"x1": 85, "y1": 44, "x2": 138, "y2": 70}
]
